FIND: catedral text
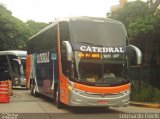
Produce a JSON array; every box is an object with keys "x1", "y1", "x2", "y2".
[{"x1": 80, "y1": 46, "x2": 125, "y2": 53}]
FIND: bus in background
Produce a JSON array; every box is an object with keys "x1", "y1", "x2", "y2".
[
  {"x1": 0, "y1": 50, "x2": 27, "y2": 87},
  {"x1": 26, "y1": 17, "x2": 142, "y2": 108}
]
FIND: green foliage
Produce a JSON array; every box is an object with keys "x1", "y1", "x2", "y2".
[
  {"x1": 131, "y1": 81, "x2": 160, "y2": 103},
  {"x1": 0, "y1": 4, "x2": 48, "y2": 50},
  {"x1": 26, "y1": 20, "x2": 48, "y2": 34},
  {"x1": 108, "y1": 1, "x2": 160, "y2": 103},
  {"x1": 108, "y1": 0, "x2": 153, "y2": 30},
  {"x1": 0, "y1": 4, "x2": 31, "y2": 50},
  {"x1": 108, "y1": 0, "x2": 160, "y2": 65},
  {"x1": 128, "y1": 15, "x2": 155, "y2": 37}
]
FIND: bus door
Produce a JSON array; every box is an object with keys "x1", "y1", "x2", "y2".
[
  {"x1": 36, "y1": 52, "x2": 54, "y2": 96},
  {"x1": 50, "y1": 52, "x2": 58, "y2": 97}
]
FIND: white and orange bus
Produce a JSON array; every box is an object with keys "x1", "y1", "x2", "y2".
[{"x1": 26, "y1": 17, "x2": 142, "y2": 108}]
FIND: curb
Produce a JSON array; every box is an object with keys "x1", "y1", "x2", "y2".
[{"x1": 130, "y1": 101, "x2": 160, "y2": 109}]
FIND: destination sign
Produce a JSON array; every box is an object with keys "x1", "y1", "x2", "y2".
[
  {"x1": 78, "y1": 52, "x2": 100, "y2": 59},
  {"x1": 78, "y1": 52, "x2": 123, "y2": 60}
]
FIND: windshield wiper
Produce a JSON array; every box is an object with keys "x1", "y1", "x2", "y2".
[{"x1": 74, "y1": 41, "x2": 96, "y2": 46}]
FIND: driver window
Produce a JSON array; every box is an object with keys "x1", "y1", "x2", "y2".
[{"x1": 59, "y1": 21, "x2": 71, "y2": 77}]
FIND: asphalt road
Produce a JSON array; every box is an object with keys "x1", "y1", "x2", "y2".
[{"x1": 0, "y1": 88, "x2": 160, "y2": 119}]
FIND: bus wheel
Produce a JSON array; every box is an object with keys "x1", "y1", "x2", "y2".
[
  {"x1": 31, "y1": 81, "x2": 38, "y2": 97},
  {"x1": 55, "y1": 87, "x2": 63, "y2": 109}
]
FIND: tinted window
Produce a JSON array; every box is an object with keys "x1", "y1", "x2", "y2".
[
  {"x1": 70, "y1": 20, "x2": 127, "y2": 47},
  {"x1": 59, "y1": 21, "x2": 70, "y2": 42},
  {"x1": 8, "y1": 55, "x2": 20, "y2": 74},
  {"x1": 0, "y1": 55, "x2": 8, "y2": 68},
  {"x1": 28, "y1": 25, "x2": 57, "y2": 54}
]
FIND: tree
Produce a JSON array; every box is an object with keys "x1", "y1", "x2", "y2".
[
  {"x1": 0, "y1": 4, "x2": 48, "y2": 50},
  {"x1": 108, "y1": 0, "x2": 153, "y2": 30},
  {"x1": 26, "y1": 20, "x2": 48, "y2": 34},
  {"x1": 107, "y1": 1, "x2": 160, "y2": 102},
  {"x1": 0, "y1": 4, "x2": 31, "y2": 50},
  {"x1": 107, "y1": 0, "x2": 160, "y2": 65}
]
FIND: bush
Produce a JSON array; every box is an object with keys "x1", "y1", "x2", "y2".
[{"x1": 131, "y1": 81, "x2": 160, "y2": 103}]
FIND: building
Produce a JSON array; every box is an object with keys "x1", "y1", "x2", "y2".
[
  {"x1": 110, "y1": 0, "x2": 127, "y2": 12},
  {"x1": 110, "y1": 0, "x2": 155, "y2": 12}
]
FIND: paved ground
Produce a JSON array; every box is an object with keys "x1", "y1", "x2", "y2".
[{"x1": 0, "y1": 88, "x2": 160, "y2": 119}]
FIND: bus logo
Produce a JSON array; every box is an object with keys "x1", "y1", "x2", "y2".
[
  {"x1": 37, "y1": 52, "x2": 50, "y2": 63},
  {"x1": 80, "y1": 46, "x2": 125, "y2": 53}
]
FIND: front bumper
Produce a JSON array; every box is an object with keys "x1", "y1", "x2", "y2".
[{"x1": 68, "y1": 88, "x2": 130, "y2": 107}]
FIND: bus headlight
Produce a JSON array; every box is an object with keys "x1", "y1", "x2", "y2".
[
  {"x1": 68, "y1": 81, "x2": 74, "y2": 91},
  {"x1": 68, "y1": 85, "x2": 73, "y2": 91},
  {"x1": 68, "y1": 81, "x2": 85, "y2": 94}
]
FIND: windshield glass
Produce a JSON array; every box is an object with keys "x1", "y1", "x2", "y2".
[
  {"x1": 71, "y1": 51, "x2": 129, "y2": 87},
  {"x1": 20, "y1": 58, "x2": 26, "y2": 76},
  {"x1": 70, "y1": 19, "x2": 127, "y2": 46},
  {"x1": 68, "y1": 18, "x2": 129, "y2": 86}
]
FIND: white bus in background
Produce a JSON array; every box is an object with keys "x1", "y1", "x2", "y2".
[{"x1": 0, "y1": 50, "x2": 27, "y2": 87}]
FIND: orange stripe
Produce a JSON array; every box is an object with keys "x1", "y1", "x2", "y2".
[
  {"x1": 74, "y1": 83, "x2": 130, "y2": 94},
  {"x1": 26, "y1": 55, "x2": 31, "y2": 88},
  {"x1": 57, "y1": 23, "x2": 69, "y2": 105},
  {"x1": 0, "y1": 81, "x2": 9, "y2": 85}
]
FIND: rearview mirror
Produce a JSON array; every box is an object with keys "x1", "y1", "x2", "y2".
[
  {"x1": 129, "y1": 45, "x2": 142, "y2": 65},
  {"x1": 62, "y1": 41, "x2": 73, "y2": 61}
]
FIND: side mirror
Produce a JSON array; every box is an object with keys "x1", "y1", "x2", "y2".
[
  {"x1": 62, "y1": 41, "x2": 73, "y2": 61},
  {"x1": 129, "y1": 45, "x2": 142, "y2": 65}
]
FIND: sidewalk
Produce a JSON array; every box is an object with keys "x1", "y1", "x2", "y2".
[{"x1": 130, "y1": 101, "x2": 160, "y2": 109}]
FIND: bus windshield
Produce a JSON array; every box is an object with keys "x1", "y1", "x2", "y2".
[
  {"x1": 20, "y1": 58, "x2": 26, "y2": 76},
  {"x1": 72, "y1": 51, "x2": 129, "y2": 86},
  {"x1": 69, "y1": 19, "x2": 129, "y2": 86},
  {"x1": 70, "y1": 19, "x2": 127, "y2": 46}
]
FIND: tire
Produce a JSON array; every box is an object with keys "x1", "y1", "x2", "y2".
[
  {"x1": 55, "y1": 86, "x2": 64, "y2": 109},
  {"x1": 30, "y1": 81, "x2": 34, "y2": 96},
  {"x1": 30, "y1": 79, "x2": 38, "y2": 97}
]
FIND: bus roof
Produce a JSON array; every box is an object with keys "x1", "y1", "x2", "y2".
[
  {"x1": 28, "y1": 16, "x2": 124, "y2": 41},
  {"x1": 0, "y1": 50, "x2": 27, "y2": 57}
]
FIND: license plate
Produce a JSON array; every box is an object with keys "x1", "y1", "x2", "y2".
[{"x1": 97, "y1": 100, "x2": 108, "y2": 104}]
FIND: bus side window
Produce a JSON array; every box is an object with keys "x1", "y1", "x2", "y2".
[
  {"x1": 0, "y1": 55, "x2": 9, "y2": 69},
  {"x1": 59, "y1": 21, "x2": 70, "y2": 42}
]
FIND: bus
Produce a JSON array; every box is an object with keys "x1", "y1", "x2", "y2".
[
  {"x1": 26, "y1": 17, "x2": 142, "y2": 108},
  {"x1": 0, "y1": 50, "x2": 27, "y2": 87}
]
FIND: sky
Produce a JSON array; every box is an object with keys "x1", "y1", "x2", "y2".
[{"x1": 0, "y1": 0, "x2": 120, "y2": 23}]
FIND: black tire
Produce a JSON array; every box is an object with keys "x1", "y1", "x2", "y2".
[
  {"x1": 30, "y1": 79, "x2": 38, "y2": 97},
  {"x1": 30, "y1": 81, "x2": 34, "y2": 96},
  {"x1": 55, "y1": 86, "x2": 64, "y2": 109}
]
